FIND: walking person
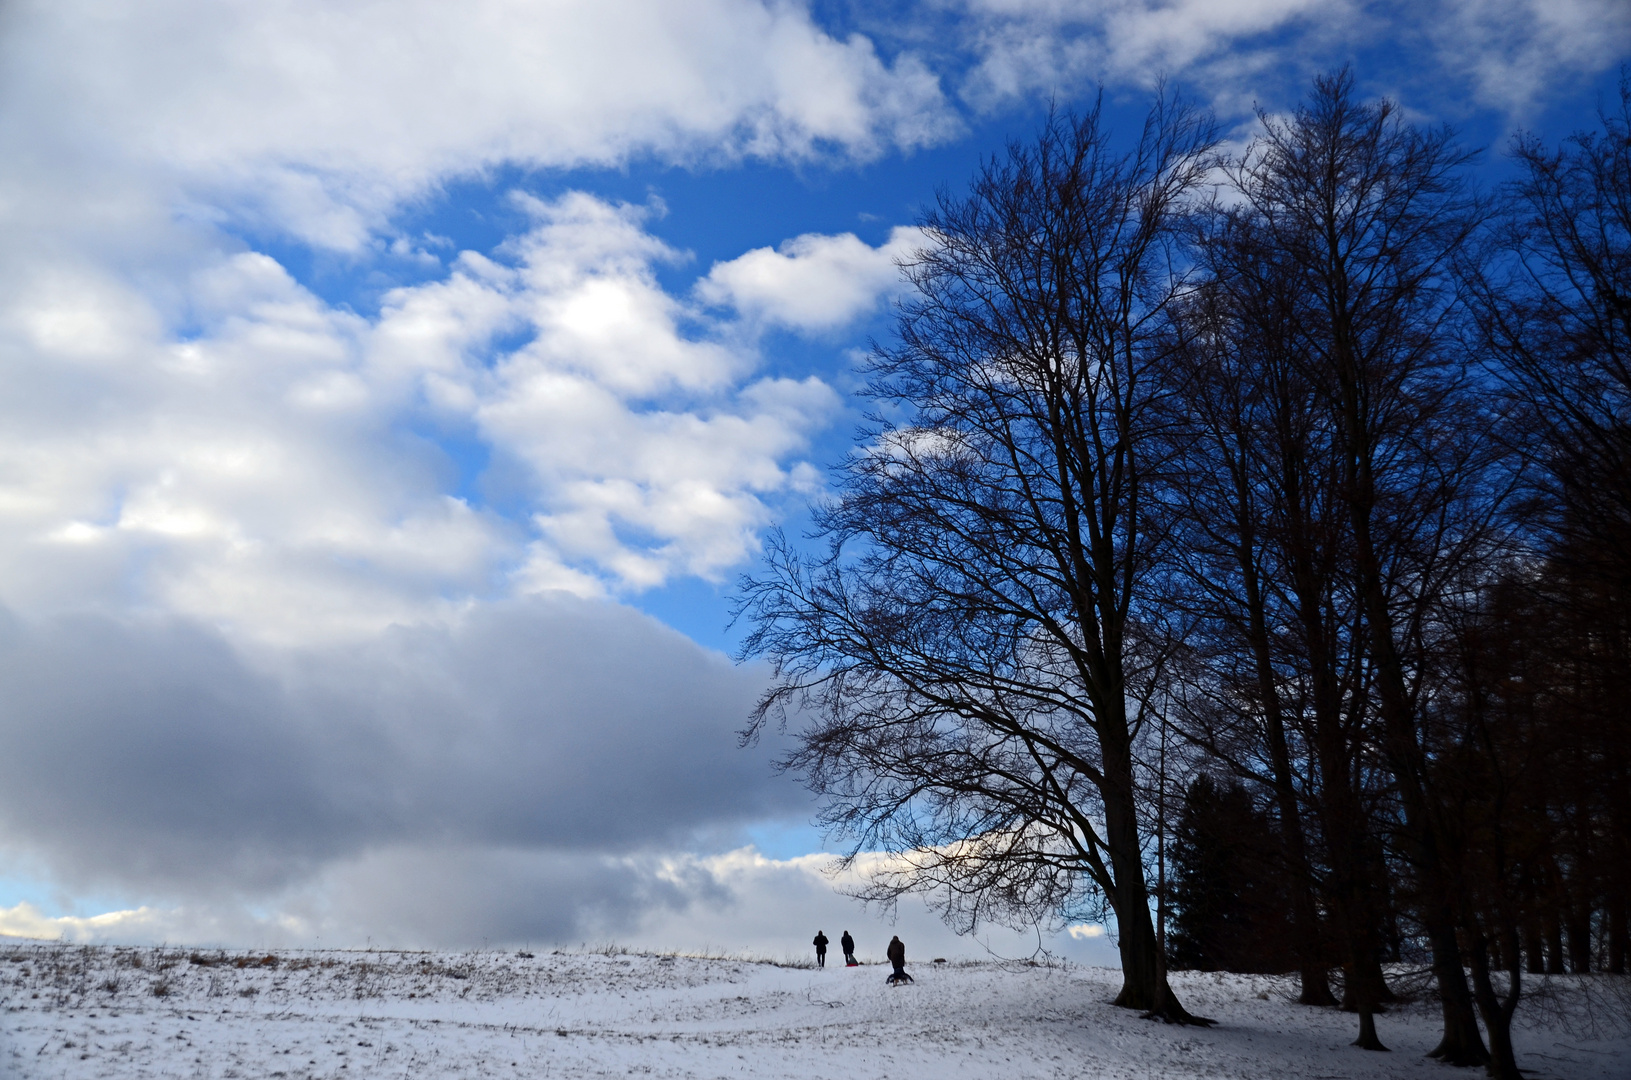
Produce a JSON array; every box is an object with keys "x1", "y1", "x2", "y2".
[
  {"x1": 886, "y1": 934, "x2": 912, "y2": 984},
  {"x1": 840, "y1": 930, "x2": 856, "y2": 967},
  {"x1": 813, "y1": 930, "x2": 829, "y2": 968}
]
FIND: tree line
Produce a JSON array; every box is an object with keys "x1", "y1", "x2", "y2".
[{"x1": 738, "y1": 68, "x2": 1629, "y2": 1078}]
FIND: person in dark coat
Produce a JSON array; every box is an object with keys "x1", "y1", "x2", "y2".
[
  {"x1": 840, "y1": 930, "x2": 856, "y2": 966},
  {"x1": 885, "y1": 934, "x2": 911, "y2": 984},
  {"x1": 813, "y1": 930, "x2": 829, "y2": 968}
]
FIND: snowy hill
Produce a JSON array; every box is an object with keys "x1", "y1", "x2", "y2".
[{"x1": 2, "y1": 941, "x2": 1626, "y2": 1078}]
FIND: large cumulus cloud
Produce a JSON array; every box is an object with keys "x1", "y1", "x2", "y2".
[
  {"x1": 0, "y1": 0, "x2": 956, "y2": 251},
  {"x1": 0, "y1": 191, "x2": 862, "y2": 641}
]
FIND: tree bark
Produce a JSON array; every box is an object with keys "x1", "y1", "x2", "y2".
[
  {"x1": 1468, "y1": 925, "x2": 1524, "y2": 1080},
  {"x1": 1567, "y1": 902, "x2": 1594, "y2": 973},
  {"x1": 1545, "y1": 914, "x2": 1566, "y2": 975},
  {"x1": 1229, "y1": 434, "x2": 1337, "y2": 1007},
  {"x1": 1609, "y1": 899, "x2": 1627, "y2": 974},
  {"x1": 1102, "y1": 727, "x2": 1208, "y2": 1022},
  {"x1": 1424, "y1": 911, "x2": 1490, "y2": 1066},
  {"x1": 1523, "y1": 917, "x2": 1545, "y2": 974},
  {"x1": 1343, "y1": 408, "x2": 1488, "y2": 1066}
]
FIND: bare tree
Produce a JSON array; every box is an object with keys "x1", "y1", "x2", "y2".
[
  {"x1": 1481, "y1": 76, "x2": 1631, "y2": 584},
  {"x1": 738, "y1": 93, "x2": 1218, "y2": 1021},
  {"x1": 1438, "y1": 89, "x2": 1631, "y2": 1073},
  {"x1": 1225, "y1": 68, "x2": 1498, "y2": 1061},
  {"x1": 1433, "y1": 567, "x2": 1563, "y2": 1080},
  {"x1": 1162, "y1": 243, "x2": 1368, "y2": 1013},
  {"x1": 1478, "y1": 81, "x2": 1631, "y2": 988}
]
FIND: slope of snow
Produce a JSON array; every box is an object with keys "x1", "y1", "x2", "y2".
[{"x1": 1, "y1": 941, "x2": 1626, "y2": 1078}]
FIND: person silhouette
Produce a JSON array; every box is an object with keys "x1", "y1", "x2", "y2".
[
  {"x1": 886, "y1": 934, "x2": 911, "y2": 984},
  {"x1": 813, "y1": 930, "x2": 829, "y2": 968},
  {"x1": 840, "y1": 930, "x2": 856, "y2": 966}
]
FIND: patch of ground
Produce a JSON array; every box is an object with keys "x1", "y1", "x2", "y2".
[{"x1": 1, "y1": 942, "x2": 1626, "y2": 1078}]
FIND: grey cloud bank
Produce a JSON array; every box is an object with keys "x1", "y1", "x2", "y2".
[
  {"x1": 0, "y1": 598, "x2": 795, "y2": 901},
  {"x1": 0, "y1": 597, "x2": 1115, "y2": 960}
]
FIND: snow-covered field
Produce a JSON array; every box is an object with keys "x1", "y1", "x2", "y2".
[{"x1": 2, "y1": 941, "x2": 1626, "y2": 1079}]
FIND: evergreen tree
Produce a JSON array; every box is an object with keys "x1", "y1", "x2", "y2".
[{"x1": 1168, "y1": 775, "x2": 1297, "y2": 973}]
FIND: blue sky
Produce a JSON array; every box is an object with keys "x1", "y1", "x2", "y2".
[{"x1": 0, "y1": 0, "x2": 1624, "y2": 958}]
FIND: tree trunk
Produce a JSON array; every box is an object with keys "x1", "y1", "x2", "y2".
[
  {"x1": 1101, "y1": 729, "x2": 1212, "y2": 1024},
  {"x1": 1545, "y1": 914, "x2": 1566, "y2": 975},
  {"x1": 1424, "y1": 910, "x2": 1490, "y2": 1066},
  {"x1": 1280, "y1": 475, "x2": 1361, "y2": 1015},
  {"x1": 1309, "y1": 668, "x2": 1386, "y2": 1047},
  {"x1": 1381, "y1": 898, "x2": 1406, "y2": 966},
  {"x1": 1567, "y1": 902, "x2": 1594, "y2": 973},
  {"x1": 1340, "y1": 366, "x2": 1486, "y2": 1066},
  {"x1": 1112, "y1": 894, "x2": 1162, "y2": 1010},
  {"x1": 1467, "y1": 926, "x2": 1524, "y2": 1080},
  {"x1": 1232, "y1": 474, "x2": 1337, "y2": 1007},
  {"x1": 1340, "y1": 951, "x2": 1394, "y2": 1012},
  {"x1": 1297, "y1": 958, "x2": 1338, "y2": 1008},
  {"x1": 1353, "y1": 1004, "x2": 1386, "y2": 1052},
  {"x1": 1332, "y1": 850, "x2": 1389, "y2": 1051},
  {"x1": 1344, "y1": 954, "x2": 1388, "y2": 1053},
  {"x1": 1109, "y1": 838, "x2": 1208, "y2": 1022},
  {"x1": 1523, "y1": 918, "x2": 1545, "y2": 974},
  {"x1": 1609, "y1": 899, "x2": 1627, "y2": 974}
]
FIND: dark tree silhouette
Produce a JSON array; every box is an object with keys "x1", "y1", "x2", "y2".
[
  {"x1": 1219, "y1": 68, "x2": 1498, "y2": 1060},
  {"x1": 1484, "y1": 81, "x2": 1631, "y2": 982},
  {"x1": 1444, "y1": 86, "x2": 1631, "y2": 1072},
  {"x1": 1167, "y1": 775, "x2": 1297, "y2": 973},
  {"x1": 1481, "y1": 78, "x2": 1631, "y2": 588},
  {"x1": 738, "y1": 92, "x2": 1218, "y2": 1022},
  {"x1": 1163, "y1": 212, "x2": 1371, "y2": 1012},
  {"x1": 736, "y1": 67, "x2": 1628, "y2": 1075}
]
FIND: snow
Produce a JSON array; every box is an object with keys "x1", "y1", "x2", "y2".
[{"x1": 1, "y1": 941, "x2": 1626, "y2": 1078}]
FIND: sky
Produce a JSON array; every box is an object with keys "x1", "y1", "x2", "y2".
[{"x1": 0, "y1": 0, "x2": 1625, "y2": 962}]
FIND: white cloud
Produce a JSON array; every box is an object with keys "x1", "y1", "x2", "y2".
[
  {"x1": 0, "y1": 0, "x2": 956, "y2": 251},
  {"x1": 0, "y1": 6, "x2": 899, "y2": 927},
  {"x1": 0, "y1": 848, "x2": 1121, "y2": 966},
  {"x1": 401, "y1": 192, "x2": 843, "y2": 593},
  {"x1": 957, "y1": 0, "x2": 1334, "y2": 105},
  {"x1": 0, "y1": 903, "x2": 185, "y2": 944},
  {"x1": 0, "y1": 597, "x2": 1126, "y2": 961},
  {"x1": 0, "y1": 248, "x2": 500, "y2": 644},
  {"x1": 0, "y1": 191, "x2": 847, "y2": 641},
  {"x1": 940, "y1": 0, "x2": 1341, "y2": 111},
  {"x1": 1432, "y1": 0, "x2": 1631, "y2": 116},
  {"x1": 697, "y1": 227, "x2": 924, "y2": 331},
  {"x1": 934, "y1": 0, "x2": 1625, "y2": 117}
]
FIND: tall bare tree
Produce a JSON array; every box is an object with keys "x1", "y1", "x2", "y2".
[
  {"x1": 1224, "y1": 68, "x2": 1498, "y2": 1060},
  {"x1": 739, "y1": 93, "x2": 1218, "y2": 1021},
  {"x1": 1481, "y1": 78, "x2": 1631, "y2": 585},
  {"x1": 1453, "y1": 82, "x2": 1631, "y2": 1072},
  {"x1": 1162, "y1": 237, "x2": 1369, "y2": 1013},
  {"x1": 1483, "y1": 85, "x2": 1631, "y2": 978}
]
